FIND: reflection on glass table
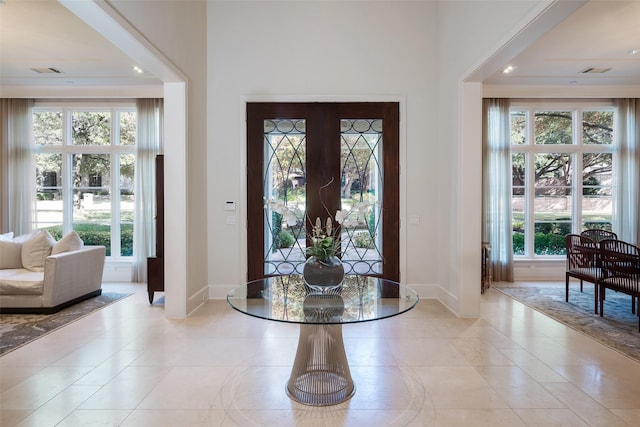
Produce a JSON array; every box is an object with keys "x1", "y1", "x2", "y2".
[{"x1": 227, "y1": 275, "x2": 419, "y2": 406}]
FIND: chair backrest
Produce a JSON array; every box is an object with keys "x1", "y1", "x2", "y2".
[
  {"x1": 565, "y1": 234, "x2": 598, "y2": 270},
  {"x1": 599, "y1": 239, "x2": 640, "y2": 279},
  {"x1": 581, "y1": 229, "x2": 617, "y2": 243}
]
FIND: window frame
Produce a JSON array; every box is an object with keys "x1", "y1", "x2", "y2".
[
  {"x1": 510, "y1": 100, "x2": 615, "y2": 259},
  {"x1": 32, "y1": 101, "x2": 137, "y2": 259}
]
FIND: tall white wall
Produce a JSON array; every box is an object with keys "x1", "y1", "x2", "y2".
[
  {"x1": 205, "y1": 0, "x2": 546, "y2": 316},
  {"x1": 435, "y1": 1, "x2": 544, "y2": 315},
  {"x1": 206, "y1": 1, "x2": 438, "y2": 296},
  {"x1": 109, "y1": 0, "x2": 209, "y2": 316}
]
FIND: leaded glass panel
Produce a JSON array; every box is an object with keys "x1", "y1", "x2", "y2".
[
  {"x1": 263, "y1": 119, "x2": 308, "y2": 275},
  {"x1": 339, "y1": 119, "x2": 383, "y2": 275}
]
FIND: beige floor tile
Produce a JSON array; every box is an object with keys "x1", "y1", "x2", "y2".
[
  {"x1": 475, "y1": 365, "x2": 565, "y2": 409},
  {"x1": 450, "y1": 337, "x2": 515, "y2": 366},
  {"x1": 74, "y1": 350, "x2": 145, "y2": 386},
  {"x1": 513, "y1": 408, "x2": 590, "y2": 427},
  {"x1": 0, "y1": 410, "x2": 31, "y2": 427},
  {"x1": 498, "y1": 348, "x2": 569, "y2": 383},
  {"x1": 550, "y1": 364, "x2": 640, "y2": 409},
  {"x1": 79, "y1": 366, "x2": 171, "y2": 410},
  {"x1": 433, "y1": 409, "x2": 526, "y2": 427},
  {"x1": 610, "y1": 409, "x2": 640, "y2": 426},
  {"x1": 387, "y1": 337, "x2": 471, "y2": 367},
  {"x1": 122, "y1": 410, "x2": 226, "y2": 427},
  {"x1": 1, "y1": 281, "x2": 639, "y2": 427},
  {"x1": 415, "y1": 366, "x2": 508, "y2": 409},
  {"x1": 12, "y1": 385, "x2": 100, "y2": 427},
  {"x1": 0, "y1": 366, "x2": 44, "y2": 392},
  {"x1": 56, "y1": 409, "x2": 132, "y2": 426},
  {"x1": 540, "y1": 381, "x2": 631, "y2": 427},
  {"x1": 138, "y1": 366, "x2": 240, "y2": 410},
  {"x1": 0, "y1": 366, "x2": 93, "y2": 410}
]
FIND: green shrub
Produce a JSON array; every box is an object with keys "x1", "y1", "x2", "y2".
[
  {"x1": 277, "y1": 230, "x2": 295, "y2": 248},
  {"x1": 583, "y1": 222, "x2": 612, "y2": 231},
  {"x1": 271, "y1": 212, "x2": 282, "y2": 252},
  {"x1": 534, "y1": 232, "x2": 565, "y2": 255},
  {"x1": 120, "y1": 224, "x2": 133, "y2": 256},
  {"x1": 512, "y1": 232, "x2": 525, "y2": 255},
  {"x1": 535, "y1": 222, "x2": 571, "y2": 236},
  {"x1": 354, "y1": 231, "x2": 375, "y2": 249},
  {"x1": 43, "y1": 223, "x2": 134, "y2": 257},
  {"x1": 368, "y1": 209, "x2": 376, "y2": 237}
]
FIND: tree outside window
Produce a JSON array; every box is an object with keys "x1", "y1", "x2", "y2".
[
  {"x1": 511, "y1": 105, "x2": 613, "y2": 256},
  {"x1": 33, "y1": 107, "x2": 136, "y2": 257}
]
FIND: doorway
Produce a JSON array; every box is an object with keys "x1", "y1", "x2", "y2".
[{"x1": 247, "y1": 102, "x2": 399, "y2": 281}]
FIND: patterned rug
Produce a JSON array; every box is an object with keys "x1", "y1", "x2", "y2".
[
  {"x1": 0, "y1": 292, "x2": 131, "y2": 356},
  {"x1": 494, "y1": 284, "x2": 640, "y2": 363}
]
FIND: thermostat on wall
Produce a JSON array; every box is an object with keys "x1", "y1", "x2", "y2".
[{"x1": 224, "y1": 201, "x2": 236, "y2": 211}]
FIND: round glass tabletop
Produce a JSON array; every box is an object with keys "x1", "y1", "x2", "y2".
[{"x1": 226, "y1": 275, "x2": 419, "y2": 325}]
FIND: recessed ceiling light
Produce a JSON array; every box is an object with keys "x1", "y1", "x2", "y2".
[
  {"x1": 502, "y1": 65, "x2": 517, "y2": 74},
  {"x1": 629, "y1": 49, "x2": 640, "y2": 55},
  {"x1": 132, "y1": 65, "x2": 144, "y2": 74}
]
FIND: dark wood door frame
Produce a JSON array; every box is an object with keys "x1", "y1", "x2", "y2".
[{"x1": 247, "y1": 102, "x2": 399, "y2": 281}]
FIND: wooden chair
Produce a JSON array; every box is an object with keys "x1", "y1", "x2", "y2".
[
  {"x1": 581, "y1": 229, "x2": 617, "y2": 243},
  {"x1": 598, "y1": 239, "x2": 640, "y2": 332},
  {"x1": 565, "y1": 234, "x2": 601, "y2": 313}
]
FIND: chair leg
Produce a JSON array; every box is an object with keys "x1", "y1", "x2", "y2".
[
  {"x1": 565, "y1": 273, "x2": 570, "y2": 302},
  {"x1": 594, "y1": 283, "x2": 598, "y2": 314},
  {"x1": 632, "y1": 296, "x2": 636, "y2": 315},
  {"x1": 599, "y1": 286, "x2": 605, "y2": 317},
  {"x1": 637, "y1": 297, "x2": 639, "y2": 333},
  {"x1": 580, "y1": 279, "x2": 583, "y2": 293}
]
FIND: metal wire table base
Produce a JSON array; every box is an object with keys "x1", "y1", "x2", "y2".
[{"x1": 286, "y1": 324, "x2": 355, "y2": 406}]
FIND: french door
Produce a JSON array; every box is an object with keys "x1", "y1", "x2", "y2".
[{"x1": 247, "y1": 102, "x2": 399, "y2": 281}]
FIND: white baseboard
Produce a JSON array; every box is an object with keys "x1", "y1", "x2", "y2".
[{"x1": 207, "y1": 284, "x2": 238, "y2": 300}]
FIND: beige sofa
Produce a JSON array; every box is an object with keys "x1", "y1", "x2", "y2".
[{"x1": 0, "y1": 231, "x2": 105, "y2": 314}]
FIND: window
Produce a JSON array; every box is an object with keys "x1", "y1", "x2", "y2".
[
  {"x1": 510, "y1": 102, "x2": 614, "y2": 257},
  {"x1": 32, "y1": 104, "x2": 136, "y2": 257}
]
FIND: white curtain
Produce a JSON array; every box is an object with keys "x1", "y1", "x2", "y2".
[
  {"x1": 132, "y1": 99, "x2": 164, "y2": 282},
  {"x1": 482, "y1": 98, "x2": 514, "y2": 282},
  {"x1": 0, "y1": 99, "x2": 33, "y2": 235},
  {"x1": 614, "y1": 99, "x2": 640, "y2": 245}
]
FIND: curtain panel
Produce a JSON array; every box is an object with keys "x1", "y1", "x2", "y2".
[
  {"x1": 615, "y1": 99, "x2": 640, "y2": 245},
  {"x1": 482, "y1": 98, "x2": 514, "y2": 282},
  {"x1": 0, "y1": 99, "x2": 33, "y2": 235},
  {"x1": 132, "y1": 98, "x2": 164, "y2": 282}
]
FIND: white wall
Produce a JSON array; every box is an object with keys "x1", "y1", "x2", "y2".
[
  {"x1": 205, "y1": 0, "x2": 546, "y2": 316},
  {"x1": 435, "y1": 1, "x2": 544, "y2": 315},
  {"x1": 206, "y1": 1, "x2": 438, "y2": 296},
  {"x1": 109, "y1": 0, "x2": 209, "y2": 316}
]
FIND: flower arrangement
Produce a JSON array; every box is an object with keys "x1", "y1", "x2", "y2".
[
  {"x1": 306, "y1": 216, "x2": 340, "y2": 262},
  {"x1": 266, "y1": 182, "x2": 374, "y2": 263}
]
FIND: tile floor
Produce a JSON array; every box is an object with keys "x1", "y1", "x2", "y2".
[{"x1": 1, "y1": 281, "x2": 639, "y2": 426}]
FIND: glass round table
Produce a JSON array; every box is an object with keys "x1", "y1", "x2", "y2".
[{"x1": 226, "y1": 275, "x2": 419, "y2": 406}]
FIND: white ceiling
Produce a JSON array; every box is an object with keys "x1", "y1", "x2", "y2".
[
  {"x1": 0, "y1": 0, "x2": 162, "y2": 87},
  {"x1": 481, "y1": 0, "x2": 640, "y2": 86},
  {"x1": 1, "y1": 0, "x2": 639, "y2": 89}
]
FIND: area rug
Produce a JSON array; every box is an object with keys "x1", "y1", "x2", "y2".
[
  {"x1": 0, "y1": 292, "x2": 131, "y2": 356},
  {"x1": 494, "y1": 284, "x2": 640, "y2": 363}
]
